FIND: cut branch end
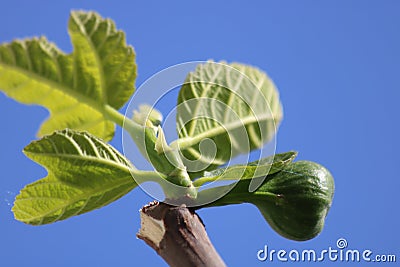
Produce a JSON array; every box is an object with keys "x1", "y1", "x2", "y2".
[{"x1": 137, "y1": 201, "x2": 226, "y2": 267}]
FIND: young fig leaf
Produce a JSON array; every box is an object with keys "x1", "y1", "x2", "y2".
[
  {"x1": 0, "y1": 11, "x2": 136, "y2": 141},
  {"x1": 176, "y1": 61, "x2": 283, "y2": 178},
  {"x1": 198, "y1": 160, "x2": 334, "y2": 241},
  {"x1": 13, "y1": 129, "x2": 137, "y2": 225},
  {"x1": 194, "y1": 151, "x2": 297, "y2": 187}
]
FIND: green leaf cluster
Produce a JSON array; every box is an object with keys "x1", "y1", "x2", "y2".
[{"x1": 0, "y1": 10, "x2": 334, "y2": 241}]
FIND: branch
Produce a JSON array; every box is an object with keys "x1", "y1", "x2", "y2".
[{"x1": 137, "y1": 201, "x2": 226, "y2": 267}]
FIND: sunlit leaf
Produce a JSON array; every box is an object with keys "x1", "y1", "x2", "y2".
[
  {"x1": 0, "y1": 11, "x2": 136, "y2": 141},
  {"x1": 176, "y1": 61, "x2": 283, "y2": 177},
  {"x1": 12, "y1": 129, "x2": 137, "y2": 225}
]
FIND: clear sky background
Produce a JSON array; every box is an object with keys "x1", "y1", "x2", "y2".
[{"x1": 1, "y1": 1, "x2": 399, "y2": 266}]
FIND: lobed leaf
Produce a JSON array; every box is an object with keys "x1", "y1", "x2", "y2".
[
  {"x1": 0, "y1": 11, "x2": 136, "y2": 141},
  {"x1": 12, "y1": 129, "x2": 137, "y2": 225}
]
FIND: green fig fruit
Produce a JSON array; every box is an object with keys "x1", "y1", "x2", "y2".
[{"x1": 199, "y1": 160, "x2": 334, "y2": 241}]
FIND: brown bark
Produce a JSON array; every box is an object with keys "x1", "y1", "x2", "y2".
[{"x1": 137, "y1": 201, "x2": 226, "y2": 267}]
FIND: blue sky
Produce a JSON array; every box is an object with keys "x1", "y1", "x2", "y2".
[{"x1": 1, "y1": 1, "x2": 399, "y2": 266}]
